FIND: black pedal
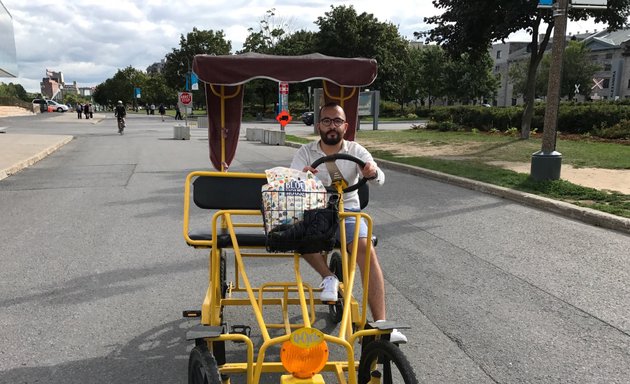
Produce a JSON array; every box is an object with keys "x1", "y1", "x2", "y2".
[
  {"x1": 230, "y1": 325, "x2": 251, "y2": 342},
  {"x1": 182, "y1": 310, "x2": 201, "y2": 318}
]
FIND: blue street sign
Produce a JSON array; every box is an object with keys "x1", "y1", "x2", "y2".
[
  {"x1": 539, "y1": 0, "x2": 553, "y2": 5},
  {"x1": 134, "y1": 87, "x2": 141, "y2": 99},
  {"x1": 191, "y1": 72, "x2": 198, "y2": 91}
]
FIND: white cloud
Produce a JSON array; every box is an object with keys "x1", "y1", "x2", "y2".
[{"x1": 1, "y1": 0, "x2": 608, "y2": 93}]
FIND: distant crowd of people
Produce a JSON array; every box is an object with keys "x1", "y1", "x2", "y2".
[
  {"x1": 75, "y1": 103, "x2": 93, "y2": 119},
  {"x1": 74, "y1": 101, "x2": 185, "y2": 121},
  {"x1": 143, "y1": 103, "x2": 183, "y2": 120}
]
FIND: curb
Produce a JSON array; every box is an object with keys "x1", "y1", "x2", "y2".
[
  {"x1": 284, "y1": 140, "x2": 630, "y2": 235},
  {"x1": 0, "y1": 136, "x2": 74, "y2": 181}
]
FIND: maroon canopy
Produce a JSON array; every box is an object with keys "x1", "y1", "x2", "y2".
[{"x1": 192, "y1": 53, "x2": 378, "y2": 171}]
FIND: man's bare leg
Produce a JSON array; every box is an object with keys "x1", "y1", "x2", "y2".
[
  {"x1": 302, "y1": 252, "x2": 333, "y2": 278},
  {"x1": 354, "y1": 238, "x2": 386, "y2": 321}
]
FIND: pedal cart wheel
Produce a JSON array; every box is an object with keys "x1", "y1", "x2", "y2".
[
  {"x1": 188, "y1": 344, "x2": 221, "y2": 384},
  {"x1": 358, "y1": 339, "x2": 418, "y2": 384},
  {"x1": 328, "y1": 251, "x2": 344, "y2": 323}
]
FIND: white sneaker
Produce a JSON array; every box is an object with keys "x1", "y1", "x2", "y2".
[
  {"x1": 375, "y1": 320, "x2": 408, "y2": 344},
  {"x1": 319, "y1": 276, "x2": 339, "y2": 302},
  {"x1": 390, "y1": 328, "x2": 408, "y2": 344}
]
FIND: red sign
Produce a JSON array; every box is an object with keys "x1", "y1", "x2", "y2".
[
  {"x1": 179, "y1": 91, "x2": 192, "y2": 105},
  {"x1": 279, "y1": 82, "x2": 289, "y2": 95},
  {"x1": 275, "y1": 110, "x2": 292, "y2": 128}
]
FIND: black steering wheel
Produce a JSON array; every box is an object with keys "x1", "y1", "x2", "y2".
[{"x1": 310, "y1": 153, "x2": 369, "y2": 193}]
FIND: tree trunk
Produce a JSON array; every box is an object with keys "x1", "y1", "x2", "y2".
[
  {"x1": 520, "y1": 19, "x2": 553, "y2": 139},
  {"x1": 520, "y1": 55, "x2": 538, "y2": 139}
]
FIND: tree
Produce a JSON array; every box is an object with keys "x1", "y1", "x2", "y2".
[
  {"x1": 417, "y1": 45, "x2": 449, "y2": 108},
  {"x1": 272, "y1": 30, "x2": 316, "y2": 56},
  {"x1": 162, "y1": 28, "x2": 231, "y2": 91},
  {"x1": 240, "y1": 8, "x2": 292, "y2": 54},
  {"x1": 443, "y1": 53, "x2": 499, "y2": 104},
  {"x1": 314, "y1": 5, "x2": 409, "y2": 101},
  {"x1": 93, "y1": 66, "x2": 147, "y2": 107},
  {"x1": 510, "y1": 40, "x2": 601, "y2": 100},
  {"x1": 540, "y1": 40, "x2": 601, "y2": 99},
  {"x1": 143, "y1": 73, "x2": 176, "y2": 105},
  {"x1": 421, "y1": 0, "x2": 630, "y2": 138},
  {"x1": 0, "y1": 82, "x2": 28, "y2": 101},
  {"x1": 402, "y1": 47, "x2": 426, "y2": 109}
]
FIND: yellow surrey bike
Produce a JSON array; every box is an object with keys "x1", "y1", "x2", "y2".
[
  {"x1": 181, "y1": 53, "x2": 417, "y2": 383},
  {"x1": 182, "y1": 154, "x2": 417, "y2": 384}
]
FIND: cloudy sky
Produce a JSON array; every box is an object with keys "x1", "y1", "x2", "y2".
[{"x1": 3, "y1": 0, "x2": 605, "y2": 93}]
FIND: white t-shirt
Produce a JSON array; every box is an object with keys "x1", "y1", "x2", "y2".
[{"x1": 290, "y1": 140, "x2": 385, "y2": 210}]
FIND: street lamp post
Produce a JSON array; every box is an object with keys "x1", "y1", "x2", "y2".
[{"x1": 530, "y1": 0, "x2": 569, "y2": 181}]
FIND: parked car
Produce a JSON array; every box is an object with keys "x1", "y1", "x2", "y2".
[
  {"x1": 46, "y1": 100, "x2": 69, "y2": 112},
  {"x1": 301, "y1": 111, "x2": 314, "y2": 126}
]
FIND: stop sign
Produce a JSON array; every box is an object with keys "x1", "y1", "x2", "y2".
[{"x1": 179, "y1": 92, "x2": 192, "y2": 105}]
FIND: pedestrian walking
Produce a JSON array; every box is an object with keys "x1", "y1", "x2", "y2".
[
  {"x1": 76, "y1": 103, "x2": 82, "y2": 119},
  {"x1": 83, "y1": 103, "x2": 90, "y2": 119},
  {"x1": 158, "y1": 103, "x2": 166, "y2": 121},
  {"x1": 174, "y1": 104, "x2": 182, "y2": 120}
]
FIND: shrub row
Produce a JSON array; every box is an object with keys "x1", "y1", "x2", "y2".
[{"x1": 422, "y1": 102, "x2": 630, "y2": 138}]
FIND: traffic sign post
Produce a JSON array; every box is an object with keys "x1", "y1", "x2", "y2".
[
  {"x1": 278, "y1": 82, "x2": 289, "y2": 130},
  {"x1": 178, "y1": 91, "x2": 194, "y2": 128},
  {"x1": 275, "y1": 110, "x2": 292, "y2": 128}
]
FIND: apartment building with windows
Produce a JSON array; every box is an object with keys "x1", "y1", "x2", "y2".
[{"x1": 491, "y1": 28, "x2": 630, "y2": 106}]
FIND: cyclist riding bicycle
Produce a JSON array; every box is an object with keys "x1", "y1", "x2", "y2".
[{"x1": 114, "y1": 100, "x2": 126, "y2": 135}]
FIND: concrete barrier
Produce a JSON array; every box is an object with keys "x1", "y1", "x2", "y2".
[
  {"x1": 197, "y1": 116, "x2": 208, "y2": 128},
  {"x1": 174, "y1": 124, "x2": 190, "y2": 140},
  {"x1": 246, "y1": 128, "x2": 265, "y2": 141},
  {"x1": 263, "y1": 129, "x2": 285, "y2": 145}
]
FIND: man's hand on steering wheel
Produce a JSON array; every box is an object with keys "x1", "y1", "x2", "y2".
[
  {"x1": 309, "y1": 153, "x2": 371, "y2": 193},
  {"x1": 361, "y1": 161, "x2": 378, "y2": 180}
]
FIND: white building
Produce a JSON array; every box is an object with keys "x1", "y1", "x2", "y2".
[
  {"x1": 491, "y1": 28, "x2": 630, "y2": 106},
  {"x1": 0, "y1": 0, "x2": 18, "y2": 78}
]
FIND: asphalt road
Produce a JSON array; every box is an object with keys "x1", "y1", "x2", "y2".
[{"x1": 1, "y1": 113, "x2": 629, "y2": 383}]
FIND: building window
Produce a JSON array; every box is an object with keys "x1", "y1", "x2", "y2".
[
  {"x1": 496, "y1": 50, "x2": 502, "y2": 59},
  {"x1": 627, "y1": 79, "x2": 630, "y2": 89},
  {"x1": 605, "y1": 53, "x2": 613, "y2": 59},
  {"x1": 603, "y1": 79, "x2": 610, "y2": 88},
  {"x1": 604, "y1": 63, "x2": 612, "y2": 71}
]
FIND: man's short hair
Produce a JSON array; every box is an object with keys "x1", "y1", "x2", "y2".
[{"x1": 319, "y1": 102, "x2": 343, "y2": 116}]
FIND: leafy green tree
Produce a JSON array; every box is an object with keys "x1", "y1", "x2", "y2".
[
  {"x1": 240, "y1": 8, "x2": 289, "y2": 54},
  {"x1": 421, "y1": 0, "x2": 630, "y2": 138},
  {"x1": 314, "y1": 5, "x2": 409, "y2": 101},
  {"x1": 162, "y1": 28, "x2": 231, "y2": 91},
  {"x1": 539, "y1": 40, "x2": 601, "y2": 99},
  {"x1": 0, "y1": 82, "x2": 28, "y2": 101},
  {"x1": 272, "y1": 30, "x2": 316, "y2": 56},
  {"x1": 143, "y1": 73, "x2": 176, "y2": 106},
  {"x1": 93, "y1": 66, "x2": 147, "y2": 108},
  {"x1": 444, "y1": 53, "x2": 499, "y2": 104},
  {"x1": 402, "y1": 47, "x2": 425, "y2": 109},
  {"x1": 511, "y1": 40, "x2": 601, "y2": 100},
  {"x1": 417, "y1": 45, "x2": 449, "y2": 108},
  {"x1": 240, "y1": 11, "x2": 315, "y2": 114}
]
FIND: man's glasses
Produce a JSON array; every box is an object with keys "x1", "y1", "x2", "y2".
[{"x1": 319, "y1": 117, "x2": 345, "y2": 127}]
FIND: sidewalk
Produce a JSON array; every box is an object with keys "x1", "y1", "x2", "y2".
[{"x1": 0, "y1": 133, "x2": 73, "y2": 181}]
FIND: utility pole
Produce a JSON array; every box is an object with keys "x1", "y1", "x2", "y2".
[{"x1": 531, "y1": 0, "x2": 568, "y2": 181}]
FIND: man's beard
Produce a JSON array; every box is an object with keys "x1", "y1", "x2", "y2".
[{"x1": 320, "y1": 129, "x2": 342, "y2": 145}]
